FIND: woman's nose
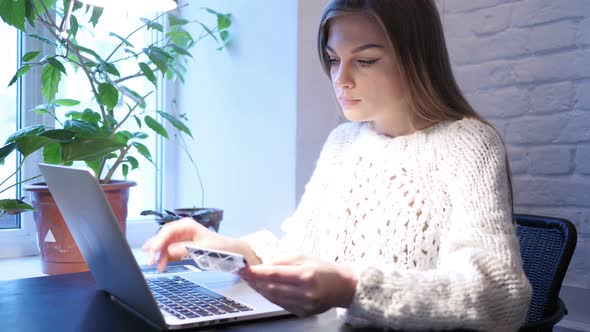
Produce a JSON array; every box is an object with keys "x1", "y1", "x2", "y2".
[{"x1": 333, "y1": 64, "x2": 354, "y2": 89}]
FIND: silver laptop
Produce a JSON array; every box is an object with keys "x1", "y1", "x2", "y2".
[{"x1": 39, "y1": 164, "x2": 289, "y2": 330}]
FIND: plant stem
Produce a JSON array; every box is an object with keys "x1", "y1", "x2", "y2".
[
  {"x1": 59, "y1": 0, "x2": 75, "y2": 34},
  {"x1": 105, "y1": 7, "x2": 178, "y2": 62},
  {"x1": 97, "y1": 156, "x2": 107, "y2": 180},
  {"x1": 0, "y1": 156, "x2": 28, "y2": 190},
  {"x1": 113, "y1": 72, "x2": 144, "y2": 84},
  {"x1": 0, "y1": 175, "x2": 42, "y2": 195},
  {"x1": 0, "y1": 169, "x2": 18, "y2": 190},
  {"x1": 36, "y1": 15, "x2": 108, "y2": 124},
  {"x1": 178, "y1": 132, "x2": 204, "y2": 208},
  {"x1": 112, "y1": 91, "x2": 154, "y2": 134},
  {"x1": 103, "y1": 145, "x2": 132, "y2": 183}
]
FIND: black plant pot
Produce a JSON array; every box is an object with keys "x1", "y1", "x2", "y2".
[{"x1": 172, "y1": 208, "x2": 223, "y2": 232}]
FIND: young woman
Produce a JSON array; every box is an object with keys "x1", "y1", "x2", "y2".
[{"x1": 144, "y1": 1, "x2": 532, "y2": 330}]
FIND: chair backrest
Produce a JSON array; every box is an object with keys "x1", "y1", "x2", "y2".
[{"x1": 514, "y1": 214, "x2": 577, "y2": 325}]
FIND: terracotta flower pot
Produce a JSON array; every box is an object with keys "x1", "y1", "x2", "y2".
[{"x1": 25, "y1": 180, "x2": 136, "y2": 275}]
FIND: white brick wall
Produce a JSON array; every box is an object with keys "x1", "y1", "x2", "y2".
[{"x1": 439, "y1": 0, "x2": 590, "y2": 289}]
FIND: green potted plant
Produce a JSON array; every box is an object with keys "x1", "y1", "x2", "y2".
[{"x1": 0, "y1": 0, "x2": 231, "y2": 274}]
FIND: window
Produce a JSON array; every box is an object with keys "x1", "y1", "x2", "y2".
[
  {"x1": 0, "y1": 7, "x2": 170, "y2": 258},
  {"x1": 54, "y1": 8, "x2": 161, "y2": 221},
  {"x1": 0, "y1": 22, "x2": 19, "y2": 229}
]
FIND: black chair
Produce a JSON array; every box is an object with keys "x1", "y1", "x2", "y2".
[{"x1": 515, "y1": 214, "x2": 577, "y2": 332}]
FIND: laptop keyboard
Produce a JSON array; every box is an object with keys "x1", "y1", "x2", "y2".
[{"x1": 147, "y1": 276, "x2": 253, "y2": 320}]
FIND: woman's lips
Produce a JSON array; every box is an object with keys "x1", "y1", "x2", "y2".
[{"x1": 339, "y1": 98, "x2": 361, "y2": 108}]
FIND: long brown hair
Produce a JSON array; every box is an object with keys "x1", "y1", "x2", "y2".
[{"x1": 317, "y1": 0, "x2": 515, "y2": 215}]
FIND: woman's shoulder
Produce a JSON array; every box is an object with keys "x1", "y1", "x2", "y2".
[
  {"x1": 325, "y1": 121, "x2": 363, "y2": 145},
  {"x1": 444, "y1": 117, "x2": 505, "y2": 151}
]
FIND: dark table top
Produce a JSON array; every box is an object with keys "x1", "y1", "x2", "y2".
[{"x1": 0, "y1": 268, "x2": 382, "y2": 332}]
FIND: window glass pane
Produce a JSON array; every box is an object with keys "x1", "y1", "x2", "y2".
[
  {"x1": 0, "y1": 22, "x2": 18, "y2": 229},
  {"x1": 54, "y1": 8, "x2": 158, "y2": 220}
]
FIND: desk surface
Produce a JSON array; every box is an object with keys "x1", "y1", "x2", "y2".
[{"x1": 0, "y1": 270, "x2": 382, "y2": 332}]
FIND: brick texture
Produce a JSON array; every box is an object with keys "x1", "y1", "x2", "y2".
[{"x1": 441, "y1": 0, "x2": 590, "y2": 289}]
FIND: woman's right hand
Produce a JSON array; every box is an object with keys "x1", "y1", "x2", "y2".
[{"x1": 142, "y1": 218, "x2": 229, "y2": 271}]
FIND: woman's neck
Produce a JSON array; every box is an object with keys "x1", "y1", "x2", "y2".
[{"x1": 371, "y1": 112, "x2": 434, "y2": 138}]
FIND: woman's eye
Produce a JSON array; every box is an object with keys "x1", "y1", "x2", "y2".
[
  {"x1": 327, "y1": 58, "x2": 340, "y2": 66},
  {"x1": 358, "y1": 58, "x2": 381, "y2": 66}
]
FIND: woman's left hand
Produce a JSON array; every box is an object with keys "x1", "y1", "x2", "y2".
[{"x1": 238, "y1": 256, "x2": 357, "y2": 317}]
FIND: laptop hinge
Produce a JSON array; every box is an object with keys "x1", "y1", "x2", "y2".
[{"x1": 107, "y1": 292, "x2": 167, "y2": 331}]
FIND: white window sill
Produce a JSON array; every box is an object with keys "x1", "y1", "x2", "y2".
[{"x1": 0, "y1": 247, "x2": 151, "y2": 282}]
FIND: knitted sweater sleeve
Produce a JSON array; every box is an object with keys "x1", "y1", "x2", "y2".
[
  {"x1": 240, "y1": 123, "x2": 353, "y2": 263},
  {"x1": 344, "y1": 120, "x2": 532, "y2": 331}
]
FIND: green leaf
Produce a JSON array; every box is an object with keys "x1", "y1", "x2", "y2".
[
  {"x1": 105, "y1": 115, "x2": 118, "y2": 126},
  {"x1": 22, "y1": 51, "x2": 41, "y2": 62},
  {"x1": 139, "y1": 62, "x2": 157, "y2": 87},
  {"x1": 89, "y1": 5, "x2": 103, "y2": 27},
  {"x1": 29, "y1": 33, "x2": 57, "y2": 47},
  {"x1": 40, "y1": 129, "x2": 75, "y2": 142},
  {"x1": 145, "y1": 46, "x2": 171, "y2": 74},
  {"x1": 77, "y1": 44, "x2": 102, "y2": 62},
  {"x1": 195, "y1": 21, "x2": 217, "y2": 43},
  {"x1": 140, "y1": 18, "x2": 163, "y2": 32},
  {"x1": 132, "y1": 142, "x2": 152, "y2": 163},
  {"x1": 8, "y1": 64, "x2": 30, "y2": 87},
  {"x1": 168, "y1": 14, "x2": 189, "y2": 27},
  {"x1": 170, "y1": 44, "x2": 192, "y2": 57},
  {"x1": 46, "y1": 57, "x2": 67, "y2": 74},
  {"x1": 167, "y1": 29, "x2": 193, "y2": 47},
  {"x1": 217, "y1": 13, "x2": 231, "y2": 31},
  {"x1": 61, "y1": 137, "x2": 124, "y2": 162},
  {"x1": 5, "y1": 125, "x2": 45, "y2": 144},
  {"x1": 65, "y1": 110, "x2": 82, "y2": 119},
  {"x1": 63, "y1": 119, "x2": 99, "y2": 137},
  {"x1": 69, "y1": 14, "x2": 79, "y2": 37},
  {"x1": 15, "y1": 135, "x2": 57, "y2": 157},
  {"x1": 126, "y1": 155, "x2": 139, "y2": 169},
  {"x1": 0, "y1": 199, "x2": 34, "y2": 215},
  {"x1": 132, "y1": 132, "x2": 148, "y2": 139},
  {"x1": 205, "y1": 8, "x2": 231, "y2": 30},
  {"x1": 31, "y1": 103, "x2": 53, "y2": 115},
  {"x1": 96, "y1": 83, "x2": 119, "y2": 110},
  {"x1": 114, "y1": 132, "x2": 130, "y2": 145},
  {"x1": 123, "y1": 48, "x2": 138, "y2": 58},
  {"x1": 109, "y1": 32, "x2": 134, "y2": 48},
  {"x1": 41, "y1": 64, "x2": 62, "y2": 102},
  {"x1": 145, "y1": 115, "x2": 168, "y2": 138},
  {"x1": 43, "y1": 143, "x2": 62, "y2": 164},
  {"x1": 32, "y1": 109, "x2": 50, "y2": 115},
  {"x1": 99, "y1": 61, "x2": 120, "y2": 77},
  {"x1": 0, "y1": 142, "x2": 17, "y2": 164},
  {"x1": 121, "y1": 86, "x2": 147, "y2": 109},
  {"x1": 133, "y1": 115, "x2": 141, "y2": 129},
  {"x1": 85, "y1": 159, "x2": 102, "y2": 177},
  {"x1": 24, "y1": 0, "x2": 36, "y2": 29},
  {"x1": 81, "y1": 109, "x2": 101, "y2": 125},
  {"x1": 63, "y1": 0, "x2": 83, "y2": 13},
  {"x1": 122, "y1": 163, "x2": 129, "y2": 178},
  {"x1": 54, "y1": 98, "x2": 80, "y2": 106},
  {"x1": 158, "y1": 111, "x2": 193, "y2": 138},
  {"x1": 0, "y1": 0, "x2": 26, "y2": 31},
  {"x1": 220, "y1": 30, "x2": 229, "y2": 43}
]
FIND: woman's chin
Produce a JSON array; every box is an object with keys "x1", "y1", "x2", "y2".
[{"x1": 342, "y1": 108, "x2": 368, "y2": 123}]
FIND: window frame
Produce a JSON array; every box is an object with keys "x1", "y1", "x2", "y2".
[
  {"x1": 0, "y1": 26, "x2": 54, "y2": 258},
  {"x1": 0, "y1": 14, "x2": 178, "y2": 257}
]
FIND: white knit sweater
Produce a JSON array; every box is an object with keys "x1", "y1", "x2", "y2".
[{"x1": 242, "y1": 118, "x2": 532, "y2": 331}]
